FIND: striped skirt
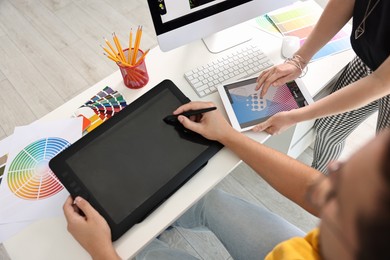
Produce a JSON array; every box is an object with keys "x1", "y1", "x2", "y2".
[{"x1": 312, "y1": 56, "x2": 390, "y2": 173}]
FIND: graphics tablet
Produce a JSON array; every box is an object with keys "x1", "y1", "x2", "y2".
[
  {"x1": 49, "y1": 79, "x2": 223, "y2": 241},
  {"x1": 218, "y1": 77, "x2": 314, "y2": 132}
]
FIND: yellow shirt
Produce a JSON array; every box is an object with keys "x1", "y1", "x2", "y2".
[{"x1": 265, "y1": 228, "x2": 320, "y2": 260}]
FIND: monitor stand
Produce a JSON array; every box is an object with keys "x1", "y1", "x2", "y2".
[{"x1": 202, "y1": 23, "x2": 252, "y2": 54}]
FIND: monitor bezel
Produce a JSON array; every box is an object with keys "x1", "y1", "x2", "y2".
[
  {"x1": 147, "y1": 0, "x2": 296, "y2": 52},
  {"x1": 148, "y1": 0, "x2": 252, "y2": 35}
]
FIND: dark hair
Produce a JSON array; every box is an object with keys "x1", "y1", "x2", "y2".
[{"x1": 356, "y1": 131, "x2": 390, "y2": 260}]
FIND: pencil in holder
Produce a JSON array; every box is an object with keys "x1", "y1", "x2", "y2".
[{"x1": 118, "y1": 48, "x2": 149, "y2": 89}]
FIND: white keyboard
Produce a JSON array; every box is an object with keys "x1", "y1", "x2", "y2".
[{"x1": 184, "y1": 44, "x2": 273, "y2": 97}]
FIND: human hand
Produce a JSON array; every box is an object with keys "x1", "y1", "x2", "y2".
[
  {"x1": 255, "y1": 62, "x2": 301, "y2": 97},
  {"x1": 252, "y1": 111, "x2": 297, "y2": 135},
  {"x1": 63, "y1": 196, "x2": 120, "y2": 260},
  {"x1": 173, "y1": 101, "x2": 235, "y2": 142}
]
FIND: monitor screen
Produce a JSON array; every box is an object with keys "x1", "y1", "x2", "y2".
[{"x1": 148, "y1": 0, "x2": 295, "y2": 52}]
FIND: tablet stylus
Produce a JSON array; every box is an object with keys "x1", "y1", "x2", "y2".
[{"x1": 163, "y1": 106, "x2": 217, "y2": 124}]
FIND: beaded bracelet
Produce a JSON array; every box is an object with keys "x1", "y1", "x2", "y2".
[
  {"x1": 293, "y1": 54, "x2": 308, "y2": 65},
  {"x1": 285, "y1": 54, "x2": 308, "y2": 77}
]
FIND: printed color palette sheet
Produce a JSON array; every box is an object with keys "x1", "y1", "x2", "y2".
[{"x1": 266, "y1": 0, "x2": 351, "y2": 61}]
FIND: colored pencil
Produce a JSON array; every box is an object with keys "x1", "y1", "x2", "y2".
[
  {"x1": 103, "y1": 27, "x2": 149, "y2": 69},
  {"x1": 103, "y1": 53, "x2": 120, "y2": 63},
  {"x1": 134, "y1": 48, "x2": 150, "y2": 66},
  {"x1": 101, "y1": 45, "x2": 116, "y2": 58},
  {"x1": 132, "y1": 26, "x2": 142, "y2": 65},
  {"x1": 113, "y1": 33, "x2": 126, "y2": 62},
  {"x1": 105, "y1": 53, "x2": 133, "y2": 67},
  {"x1": 104, "y1": 38, "x2": 120, "y2": 60},
  {"x1": 128, "y1": 28, "x2": 133, "y2": 64}
]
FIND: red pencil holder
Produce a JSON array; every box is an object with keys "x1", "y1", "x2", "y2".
[{"x1": 118, "y1": 49, "x2": 149, "y2": 89}]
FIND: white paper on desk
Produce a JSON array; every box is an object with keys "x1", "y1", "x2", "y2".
[
  {"x1": 0, "y1": 136, "x2": 33, "y2": 243},
  {"x1": 0, "y1": 221, "x2": 32, "y2": 243},
  {"x1": 0, "y1": 136, "x2": 12, "y2": 189},
  {"x1": 0, "y1": 118, "x2": 82, "y2": 224}
]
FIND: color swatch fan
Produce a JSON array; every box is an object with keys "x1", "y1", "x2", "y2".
[
  {"x1": 75, "y1": 86, "x2": 127, "y2": 132},
  {"x1": 7, "y1": 138, "x2": 70, "y2": 200}
]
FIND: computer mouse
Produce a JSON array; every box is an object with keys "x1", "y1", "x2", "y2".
[{"x1": 281, "y1": 36, "x2": 300, "y2": 59}]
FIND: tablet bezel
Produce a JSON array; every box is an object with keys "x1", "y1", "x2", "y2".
[
  {"x1": 49, "y1": 79, "x2": 223, "y2": 240},
  {"x1": 217, "y1": 77, "x2": 314, "y2": 132}
]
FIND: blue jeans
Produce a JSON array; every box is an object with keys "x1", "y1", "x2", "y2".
[{"x1": 136, "y1": 189, "x2": 305, "y2": 260}]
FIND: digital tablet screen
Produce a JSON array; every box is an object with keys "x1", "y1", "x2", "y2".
[
  {"x1": 63, "y1": 87, "x2": 209, "y2": 224},
  {"x1": 218, "y1": 77, "x2": 313, "y2": 131}
]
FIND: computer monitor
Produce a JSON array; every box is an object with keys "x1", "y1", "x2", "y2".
[{"x1": 147, "y1": 0, "x2": 295, "y2": 53}]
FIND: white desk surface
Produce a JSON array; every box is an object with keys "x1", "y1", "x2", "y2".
[{"x1": 3, "y1": 23, "x2": 354, "y2": 259}]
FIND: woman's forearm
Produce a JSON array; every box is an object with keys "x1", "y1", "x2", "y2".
[
  {"x1": 220, "y1": 129, "x2": 321, "y2": 216},
  {"x1": 291, "y1": 56, "x2": 390, "y2": 123}
]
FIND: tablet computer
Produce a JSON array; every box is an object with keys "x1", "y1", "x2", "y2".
[
  {"x1": 217, "y1": 77, "x2": 314, "y2": 132},
  {"x1": 49, "y1": 79, "x2": 223, "y2": 241}
]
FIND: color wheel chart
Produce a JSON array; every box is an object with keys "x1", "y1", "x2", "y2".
[
  {"x1": 266, "y1": 0, "x2": 351, "y2": 61},
  {"x1": 6, "y1": 137, "x2": 70, "y2": 200}
]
